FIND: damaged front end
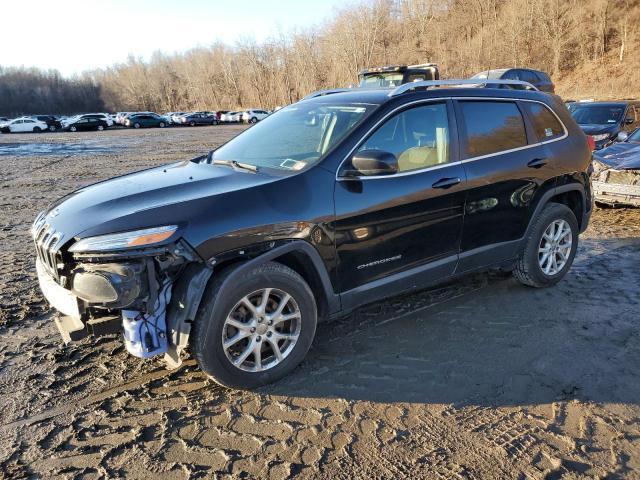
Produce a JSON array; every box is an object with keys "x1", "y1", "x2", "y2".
[
  {"x1": 592, "y1": 159, "x2": 640, "y2": 207},
  {"x1": 32, "y1": 214, "x2": 212, "y2": 368}
]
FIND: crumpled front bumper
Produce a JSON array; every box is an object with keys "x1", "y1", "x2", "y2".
[{"x1": 592, "y1": 167, "x2": 640, "y2": 207}]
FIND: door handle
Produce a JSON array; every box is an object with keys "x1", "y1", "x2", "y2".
[
  {"x1": 527, "y1": 157, "x2": 548, "y2": 168},
  {"x1": 432, "y1": 177, "x2": 461, "y2": 189}
]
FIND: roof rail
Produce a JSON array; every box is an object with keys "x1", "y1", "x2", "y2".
[
  {"x1": 389, "y1": 79, "x2": 538, "y2": 97},
  {"x1": 301, "y1": 88, "x2": 353, "y2": 101}
]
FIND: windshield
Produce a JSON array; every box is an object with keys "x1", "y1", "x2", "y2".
[
  {"x1": 571, "y1": 105, "x2": 625, "y2": 125},
  {"x1": 359, "y1": 73, "x2": 404, "y2": 88},
  {"x1": 211, "y1": 102, "x2": 376, "y2": 171}
]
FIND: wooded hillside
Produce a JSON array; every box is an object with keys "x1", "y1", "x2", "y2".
[{"x1": 1, "y1": 0, "x2": 638, "y2": 116}]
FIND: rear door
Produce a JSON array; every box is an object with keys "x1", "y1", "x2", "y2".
[
  {"x1": 455, "y1": 99, "x2": 560, "y2": 272},
  {"x1": 334, "y1": 100, "x2": 467, "y2": 300}
]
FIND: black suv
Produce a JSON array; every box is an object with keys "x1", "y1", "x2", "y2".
[
  {"x1": 471, "y1": 68, "x2": 555, "y2": 93},
  {"x1": 33, "y1": 81, "x2": 592, "y2": 388}
]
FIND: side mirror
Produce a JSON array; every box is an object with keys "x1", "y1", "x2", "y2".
[
  {"x1": 616, "y1": 131, "x2": 629, "y2": 142},
  {"x1": 344, "y1": 150, "x2": 398, "y2": 177}
]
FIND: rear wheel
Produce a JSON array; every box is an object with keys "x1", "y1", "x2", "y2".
[
  {"x1": 159, "y1": 122, "x2": 166, "y2": 128},
  {"x1": 513, "y1": 203, "x2": 578, "y2": 287},
  {"x1": 48, "y1": 125, "x2": 56, "y2": 132},
  {"x1": 192, "y1": 261, "x2": 317, "y2": 389},
  {"x1": 33, "y1": 127, "x2": 42, "y2": 133}
]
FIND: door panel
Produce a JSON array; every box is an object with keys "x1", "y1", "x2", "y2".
[
  {"x1": 334, "y1": 100, "x2": 466, "y2": 293},
  {"x1": 455, "y1": 99, "x2": 559, "y2": 272}
]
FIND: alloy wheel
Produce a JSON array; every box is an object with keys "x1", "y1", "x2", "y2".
[
  {"x1": 538, "y1": 219, "x2": 572, "y2": 275},
  {"x1": 222, "y1": 288, "x2": 301, "y2": 372}
]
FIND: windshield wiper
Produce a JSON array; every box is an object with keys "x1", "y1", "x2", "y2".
[{"x1": 212, "y1": 159, "x2": 258, "y2": 173}]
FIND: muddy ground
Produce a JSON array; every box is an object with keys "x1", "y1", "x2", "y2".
[{"x1": 0, "y1": 126, "x2": 639, "y2": 479}]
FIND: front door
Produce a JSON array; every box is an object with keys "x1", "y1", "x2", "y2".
[{"x1": 334, "y1": 100, "x2": 467, "y2": 307}]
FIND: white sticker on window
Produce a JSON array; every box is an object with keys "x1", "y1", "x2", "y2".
[{"x1": 545, "y1": 127, "x2": 553, "y2": 137}]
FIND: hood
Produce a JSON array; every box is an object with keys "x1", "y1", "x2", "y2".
[
  {"x1": 41, "y1": 159, "x2": 277, "y2": 245},
  {"x1": 593, "y1": 142, "x2": 640, "y2": 170},
  {"x1": 578, "y1": 124, "x2": 619, "y2": 136}
]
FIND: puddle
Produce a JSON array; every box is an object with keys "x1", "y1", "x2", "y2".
[{"x1": 0, "y1": 143, "x2": 119, "y2": 156}]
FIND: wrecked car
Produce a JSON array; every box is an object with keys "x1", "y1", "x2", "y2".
[
  {"x1": 592, "y1": 128, "x2": 640, "y2": 207},
  {"x1": 34, "y1": 80, "x2": 592, "y2": 389},
  {"x1": 570, "y1": 101, "x2": 639, "y2": 150}
]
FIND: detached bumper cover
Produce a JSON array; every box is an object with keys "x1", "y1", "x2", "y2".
[{"x1": 36, "y1": 258, "x2": 80, "y2": 318}]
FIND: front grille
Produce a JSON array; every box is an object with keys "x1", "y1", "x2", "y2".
[{"x1": 32, "y1": 212, "x2": 63, "y2": 282}]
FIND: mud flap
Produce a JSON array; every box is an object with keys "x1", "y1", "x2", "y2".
[{"x1": 164, "y1": 263, "x2": 213, "y2": 369}]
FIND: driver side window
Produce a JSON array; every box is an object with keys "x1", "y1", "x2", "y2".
[{"x1": 358, "y1": 103, "x2": 450, "y2": 173}]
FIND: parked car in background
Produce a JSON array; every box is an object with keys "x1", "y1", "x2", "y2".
[
  {"x1": 176, "y1": 112, "x2": 219, "y2": 126},
  {"x1": 0, "y1": 117, "x2": 49, "y2": 133},
  {"x1": 63, "y1": 117, "x2": 109, "y2": 132},
  {"x1": 0, "y1": 117, "x2": 9, "y2": 123},
  {"x1": 125, "y1": 113, "x2": 167, "y2": 128},
  {"x1": 570, "y1": 101, "x2": 640, "y2": 149},
  {"x1": 470, "y1": 68, "x2": 555, "y2": 93},
  {"x1": 170, "y1": 112, "x2": 188, "y2": 124},
  {"x1": 216, "y1": 110, "x2": 229, "y2": 121},
  {"x1": 221, "y1": 111, "x2": 241, "y2": 123},
  {"x1": 115, "y1": 112, "x2": 132, "y2": 125},
  {"x1": 358, "y1": 63, "x2": 439, "y2": 87},
  {"x1": 591, "y1": 128, "x2": 640, "y2": 206},
  {"x1": 30, "y1": 115, "x2": 62, "y2": 132},
  {"x1": 33, "y1": 80, "x2": 592, "y2": 388},
  {"x1": 62, "y1": 113, "x2": 113, "y2": 129},
  {"x1": 241, "y1": 109, "x2": 269, "y2": 123}
]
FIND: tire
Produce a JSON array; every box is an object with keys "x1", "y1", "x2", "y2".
[
  {"x1": 189, "y1": 121, "x2": 196, "y2": 127},
  {"x1": 192, "y1": 261, "x2": 317, "y2": 389},
  {"x1": 48, "y1": 125, "x2": 56, "y2": 132},
  {"x1": 70, "y1": 126, "x2": 77, "y2": 132},
  {"x1": 134, "y1": 123, "x2": 141, "y2": 129},
  {"x1": 513, "y1": 203, "x2": 579, "y2": 288},
  {"x1": 33, "y1": 127, "x2": 42, "y2": 133},
  {"x1": 97, "y1": 125, "x2": 104, "y2": 131},
  {"x1": 211, "y1": 120, "x2": 218, "y2": 125},
  {"x1": 250, "y1": 117, "x2": 258, "y2": 124},
  {"x1": 159, "y1": 122, "x2": 166, "y2": 128}
]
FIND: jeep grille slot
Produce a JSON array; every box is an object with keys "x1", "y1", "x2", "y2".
[{"x1": 33, "y1": 222, "x2": 62, "y2": 281}]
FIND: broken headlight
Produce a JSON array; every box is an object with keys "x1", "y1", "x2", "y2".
[{"x1": 69, "y1": 225, "x2": 178, "y2": 253}]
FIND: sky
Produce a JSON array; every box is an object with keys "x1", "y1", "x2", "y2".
[{"x1": 0, "y1": 0, "x2": 346, "y2": 76}]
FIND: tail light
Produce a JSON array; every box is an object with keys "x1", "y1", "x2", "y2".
[{"x1": 586, "y1": 135, "x2": 596, "y2": 151}]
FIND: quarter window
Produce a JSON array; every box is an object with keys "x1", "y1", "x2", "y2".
[
  {"x1": 358, "y1": 103, "x2": 450, "y2": 173},
  {"x1": 459, "y1": 101, "x2": 527, "y2": 158},
  {"x1": 522, "y1": 102, "x2": 564, "y2": 141}
]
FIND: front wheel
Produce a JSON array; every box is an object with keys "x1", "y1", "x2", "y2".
[
  {"x1": 48, "y1": 125, "x2": 56, "y2": 132},
  {"x1": 33, "y1": 127, "x2": 42, "y2": 133},
  {"x1": 250, "y1": 117, "x2": 258, "y2": 124},
  {"x1": 192, "y1": 262, "x2": 317, "y2": 389},
  {"x1": 69, "y1": 126, "x2": 77, "y2": 132},
  {"x1": 134, "y1": 123, "x2": 141, "y2": 129},
  {"x1": 189, "y1": 121, "x2": 196, "y2": 127},
  {"x1": 513, "y1": 203, "x2": 579, "y2": 287},
  {"x1": 97, "y1": 125, "x2": 104, "y2": 131},
  {"x1": 159, "y1": 122, "x2": 166, "y2": 128}
]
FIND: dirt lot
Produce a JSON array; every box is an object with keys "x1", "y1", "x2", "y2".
[{"x1": 1, "y1": 126, "x2": 639, "y2": 479}]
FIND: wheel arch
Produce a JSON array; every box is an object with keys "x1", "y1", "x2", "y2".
[{"x1": 523, "y1": 184, "x2": 588, "y2": 246}]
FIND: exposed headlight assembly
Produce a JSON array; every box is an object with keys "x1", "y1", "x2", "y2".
[
  {"x1": 591, "y1": 133, "x2": 610, "y2": 142},
  {"x1": 69, "y1": 225, "x2": 178, "y2": 253}
]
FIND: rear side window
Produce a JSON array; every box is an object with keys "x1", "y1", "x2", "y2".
[
  {"x1": 522, "y1": 102, "x2": 564, "y2": 141},
  {"x1": 458, "y1": 101, "x2": 527, "y2": 158}
]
